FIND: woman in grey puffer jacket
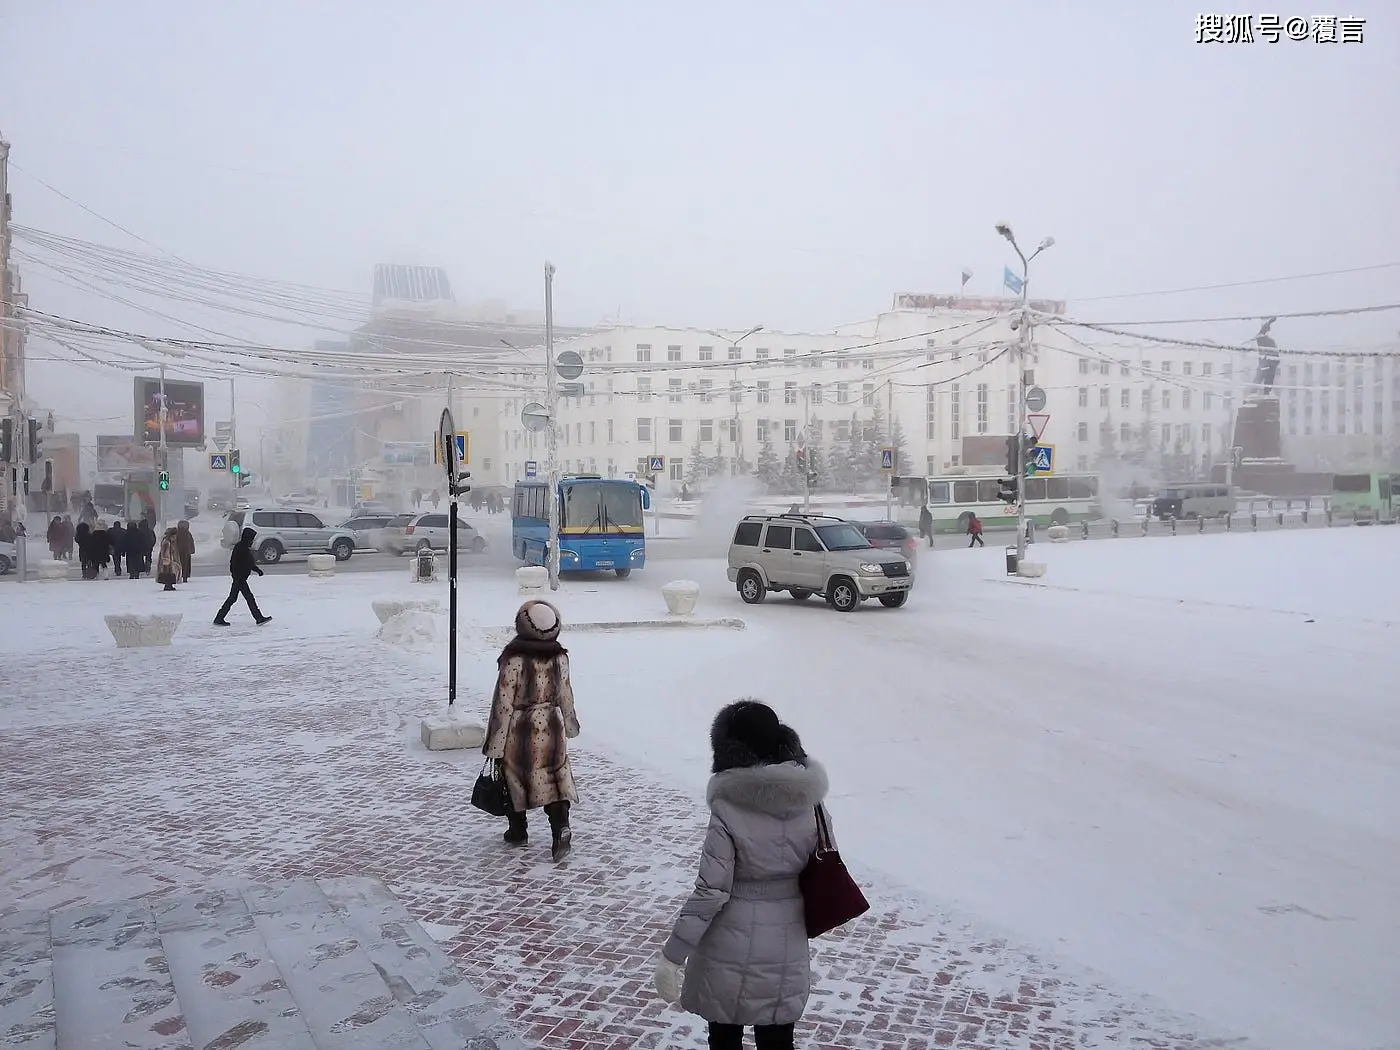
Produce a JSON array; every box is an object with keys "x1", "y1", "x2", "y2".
[{"x1": 655, "y1": 700, "x2": 829, "y2": 1050}]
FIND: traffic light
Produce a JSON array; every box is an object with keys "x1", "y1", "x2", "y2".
[
  {"x1": 795, "y1": 447, "x2": 806, "y2": 470},
  {"x1": 230, "y1": 448, "x2": 241, "y2": 476},
  {"x1": 158, "y1": 470, "x2": 171, "y2": 491},
  {"x1": 806, "y1": 469, "x2": 818, "y2": 487},
  {"x1": 1004, "y1": 435, "x2": 1019, "y2": 477},
  {"x1": 42, "y1": 461, "x2": 53, "y2": 492},
  {"x1": 454, "y1": 468, "x2": 472, "y2": 497},
  {"x1": 997, "y1": 478, "x2": 1018, "y2": 503},
  {"x1": 27, "y1": 419, "x2": 41, "y2": 463},
  {"x1": 21, "y1": 467, "x2": 30, "y2": 495},
  {"x1": 0, "y1": 419, "x2": 12, "y2": 463}
]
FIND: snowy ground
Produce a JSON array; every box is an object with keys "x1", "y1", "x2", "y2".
[{"x1": 2, "y1": 527, "x2": 1397, "y2": 1049}]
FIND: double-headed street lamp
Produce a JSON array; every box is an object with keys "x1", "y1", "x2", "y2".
[
  {"x1": 995, "y1": 223, "x2": 1055, "y2": 564},
  {"x1": 703, "y1": 325, "x2": 763, "y2": 474}
]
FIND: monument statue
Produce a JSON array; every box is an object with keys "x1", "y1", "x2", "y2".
[{"x1": 1250, "y1": 316, "x2": 1280, "y2": 393}]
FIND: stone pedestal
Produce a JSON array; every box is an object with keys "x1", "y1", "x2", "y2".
[
  {"x1": 1234, "y1": 398, "x2": 1282, "y2": 461},
  {"x1": 307, "y1": 554, "x2": 335, "y2": 578},
  {"x1": 371, "y1": 599, "x2": 443, "y2": 624},
  {"x1": 661, "y1": 579, "x2": 700, "y2": 616},
  {"x1": 37, "y1": 560, "x2": 68, "y2": 581},
  {"x1": 1016, "y1": 562, "x2": 1047, "y2": 579},
  {"x1": 1046, "y1": 525, "x2": 1070, "y2": 543},
  {"x1": 420, "y1": 713, "x2": 486, "y2": 752},
  {"x1": 516, "y1": 566, "x2": 548, "y2": 595},
  {"x1": 105, "y1": 613, "x2": 183, "y2": 648}
]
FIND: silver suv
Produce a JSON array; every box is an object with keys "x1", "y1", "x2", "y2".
[
  {"x1": 727, "y1": 513, "x2": 913, "y2": 612},
  {"x1": 391, "y1": 512, "x2": 486, "y2": 555},
  {"x1": 222, "y1": 508, "x2": 358, "y2": 564}
]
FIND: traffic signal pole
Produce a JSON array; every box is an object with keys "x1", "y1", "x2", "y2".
[
  {"x1": 1014, "y1": 291, "x2": 1031, "y2": 565},
  {"x1": 543, "y1": 262, "x2": 560, "y2": 592}
]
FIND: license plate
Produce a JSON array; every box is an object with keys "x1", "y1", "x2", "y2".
[{"x1": 596, "y1": 560, "x2": 613, "y2": 568}]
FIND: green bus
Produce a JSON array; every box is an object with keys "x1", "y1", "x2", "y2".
[{"x1": 1328, "y1": 472, "x2": 1397, "y2": 523}]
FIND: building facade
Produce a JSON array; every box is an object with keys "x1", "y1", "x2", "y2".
[{"x1": 1276, "y1": 352, "x2": 1400, "y2": 470}]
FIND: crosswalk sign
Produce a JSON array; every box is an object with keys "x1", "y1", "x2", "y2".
[
  {"x1": 648, "y1": 454, "x2": 666, "y2": 473},
  {"x1": 880, "y1": 447, "x2": 895, "y2": 472},
  {"x1": 1029, "y1": 445, "x2": 1054, "y2": 475},
  {"x1": 208, "y1": 453, "x2": 228, "y2": 471},
  {"x1": 433, "y1": 432, "x2": 470, "y2": 465}
]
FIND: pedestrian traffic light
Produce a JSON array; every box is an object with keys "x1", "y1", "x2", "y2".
[
  {"x1": 795, "y1": 448, "x2": 806, "y2": 471},
  {"x1": 27, "y1": 419, "x2": 41, "y2": 463},
  {"x1": 158, "y1": 470, "x2": 171, "y2": 491},
  {"x1": 230, "y1": 449, "x2": 241, "y2": 476},
  {"x1": 0, "y1": 419, "x2": 12, "y2": 463},
  {"x1": 1004, "y1": 435, "x2": 1019, "y2": 477},
  {"x1": 454, "y1": 468, "x2": 472, "y2": 496},
  {"x1": 21, "y1": 467, "x2": 30, "y2": 495},
  {"x1": 807, "y1": 469, "x2": 818, "y2": 487}
]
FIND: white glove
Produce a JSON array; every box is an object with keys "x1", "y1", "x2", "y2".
[{"x1": 653, "y1": 955, "x2": 683, "y2": 1004}]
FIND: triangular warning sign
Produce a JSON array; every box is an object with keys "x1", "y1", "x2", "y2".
[{"x1": 1028, "y1": 414, "x2": 1050, "y2": 443}]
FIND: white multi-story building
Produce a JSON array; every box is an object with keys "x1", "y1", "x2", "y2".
[
  {"x1": 496, "y1": 294, "x2": 1264, "y2": 489},
  {"x1": 1277, "y1": 351, "x2": 1400, "y2": 470}
]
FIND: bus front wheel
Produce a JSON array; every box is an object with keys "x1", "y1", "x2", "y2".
[
  {"x1": 615, "y1": 568, "x2": 631, "y2": 578},
  {"x1": 1050, "y1": 508, "x2": 1069, "y2": 527}
]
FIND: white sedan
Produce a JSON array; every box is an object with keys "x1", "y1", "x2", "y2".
[{"x1": 0, "y1": 540, "x2": 16, "y2": 575}]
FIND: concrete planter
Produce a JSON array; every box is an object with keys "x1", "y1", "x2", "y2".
[
  {"x1": 661, "y1": 579, "x2": 700, "y2": 616},
  {"x1": 104, "y1": 613, "x2": 183, "y2": 648},
  {"x1": 371, "y1": 599, "x2": 443, "y2": 624},
  {"x1": 37, "y1": 560, "x2": 69, "y2": 581},
  {"x1": 1016, "y1": 561, "x2": 1047, "y2": 579},
  {"x1": 307, "y1": 554, "x2": 336, "y2": 578},
  {"x1": 516, "y1": 566, "x2": 548, "y2": 595},
  {"x1": 1047, "y1": 525, "x2": 1070, "y2": 543},
  {"x1": 420, "y1": 713, "x2": 487, "y2": 752}
]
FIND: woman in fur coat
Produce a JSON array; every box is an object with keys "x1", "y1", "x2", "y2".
[
  {"x1": 155, "y1": 527, "x2": 181, "y2": 590},
  {"x1": 654, "y1": 701, "x2": 829, "y2": 1050},
  {"x1": 482, "y1": 599, "x2": 581, "y2": 861}
]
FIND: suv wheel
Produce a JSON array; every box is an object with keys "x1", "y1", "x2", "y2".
[
  {"x1": 258, "y1": 540, "x2": 284, "y2": 564},
  {"x1": 737, "y1": 569, "x2": 766, "y2": 604},
  {"x1": 827, "y1": 576, "x2": 860, "y2": 613},
  {"x1": 331, "y1": 538, "x2": 354, "y2": 562},
  {"x1": 789, "y1": 589, "x2": 813, "y2": 601},
  {"x1": 879, "y1": 591, "x2": 909, "y2": 609}
]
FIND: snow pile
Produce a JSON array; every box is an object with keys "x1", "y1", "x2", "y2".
[{"x1": 376, "y1": 609, "x2": 440, "y2": 649}]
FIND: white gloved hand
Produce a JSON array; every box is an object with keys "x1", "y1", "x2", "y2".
[{"x1": 653, "y1": 955, "x2": 683, "y2": 1004}]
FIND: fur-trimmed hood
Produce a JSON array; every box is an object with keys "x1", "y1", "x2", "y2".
[{"x1": 706, "y1": 759, "x2": 828, "y2": 818}]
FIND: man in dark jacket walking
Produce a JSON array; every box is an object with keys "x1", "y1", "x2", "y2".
[{"x1": 214, "y1": 527, "x2": 271, "y2": 626}]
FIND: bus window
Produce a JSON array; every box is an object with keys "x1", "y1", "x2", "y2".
[
  {"x1": 976, "y1": 479, "x2": 1000, "y2": 502},
  {"x1": 952, "y1": 480, "x2": 978, "y2": 503},
  {"x1": 1024, "y1": 477, "x2": 1047, "y2": 501},
  {"x1": 1085, "y1": 476, "x2": 1099, "y2": 496},
  {"x1": 1332, "y1": 474, "x2": 1372, "y2": 493},
  {"x1": 928, "y1": 481, "x2": 951, "y2": 505},
  {"x1": 1047, "y1": 477, "x2": 1070, "y2": 500},
  {"x1": 1068, "y1": 477, "x2": 1094, "y2": 499}
]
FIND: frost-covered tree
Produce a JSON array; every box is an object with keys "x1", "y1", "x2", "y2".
[
  {"x1": 755, "y1": 437, "x2": 782, "y2": 490},
  {"x1": 888, "y1": 415, "x2": 909, "y2": 475},
  {"x1": 686, "y1": 436, "x2": 706, "y2": 486},
  {"x1": 841, "y1": 415, "x2": 867, "y2": 493}
]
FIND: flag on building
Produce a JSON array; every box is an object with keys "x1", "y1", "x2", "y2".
[{"x1": 1003, "y1": 266, "x2": 1024, "y2": 295}]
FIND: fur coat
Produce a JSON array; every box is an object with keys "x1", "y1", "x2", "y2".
[{"x1": 483, "y1": 643, "x2": 581, "y2": 811}]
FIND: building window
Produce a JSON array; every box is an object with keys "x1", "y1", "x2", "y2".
[
  {"x1": 926, "y1": 386, "x2": 936, "y2": 440},
  {"x1": 699, "y1": 419, "x2": 714, "y2": 442},
  {"x1": 835, "y1": 419, "x2": 850, "y2": 442},
  {"x1": 837, "y1": 355, "x2": 851, "y2": 370},
  {"x1": 1078, "y1": 387, "x2": 1089, "y2": 408},
  {"x1": 1120, "y1": 389, "x2": 1130, "y2": 410},
  {"x1": 637, "y1": 418, "x2": 651, "y2": 442},
  {"x1": 669, "y1": 458, "x2": 683, "y2": 481},
  {"x1": 810, "y1": 383, "x2": 823, "y2": 404},
  {"x1": 669, "y1": 419, "x2": 684, "y2": 443},
  {"x1": 837, "y1": 383, "x2": 850, "y2": 404},
  {"x1": 756, "y1": 347, "x2": 770, "y2": 360},
  {"x1": 757, "y1": 381, "x2": 770, "y2": 404},
  {"x1": 1161, "y1": 423, "x2": 1170, "y2": 446},
  {"x1": 784, "y1": 419, "x2": 798, "y2": 442},
  {"x1": 699, "y1": 379, "x2": 714, "y2": 403},
  {"x1": 637, "y1": 377, "x2": 652, "y2": 402},
  {"x1": 862, "y1": 358, "x2": 875, "y2": 371},
  {"x1": 951, "y1": 383, "x2": 961, "y2": 441},
  {"x1": 1182, "y1": 362, "x2": 1193, "y2": 377},
  {"x1": 1182, "y1": 389, "x2": 1192, "y2": 410},
  {"x1": 1100, "y1": 387, "x2": 1110, "y2": 409},
  {"x1": 1099, "y1": 360, "x2": 1110, "y2": 376},
  {"x1": 1077, "y1": 422, "x2": 1088, "y2": 441},
  {"x1": 589, "y1": 421, "x2": 596, "y2": 443},
  {"x1": 1203, "y1": 362, "x2": 1213, "y2": 377},
  {"x1": 1162, "y1": 390, "x2": 1172, "y2": 410},
  {"x1": 730, "y1": 380, "x2": 743, "y2": 404},
  {"x1": 1079, "y1": 359, "x2": 1090, "y2": 375},
  {"x1": 636, "y1": 344, "x2": 652, "y2": 362},
  {"x1": 607, "y1": 419, "x2": 614, "y2": 443},
  {"x1": 1120, "y1": 422, "x2": 1131, "y2": 442},
  {"x1": 1120, "y1": 360, "x2": 1130, "y2": 377},
  {"x1": 784, "y1": 381, "x2": 798, "y2": 405},
  {"x1": 1203, "y1": 391, "x2": 1213, "y2": 410},
  {"x1": 976, "y1": 383, "x2": 989, "y2": 434},
  {"x1": 728, "y1": 344, "x2": 742, "y2": 361},
  {"x1": 1077, "y1": 454, "x2": 1089, "y2": 471},
  {"x1": 669, "y1": 378, "x2": 683, "y2": 402},
  {"x1": 667, "y1": 345, "x2": 683, "y2": 362},
  {"x1": 1202, "y1": 422, "x2": 1212, "y2": 444},
  {"x1": 784, "y1": 347, "x2": 797, "y2": 360},
  {"x1": 698, "y1": 345, "x2": 713, "y2": 362},
  {"x1": 1161, "y1": 361, "x2": 1173, "y2": 374},
  {"x1": 1007, "y1": 387, "x2": 1016, "y2": 432},
  {"x1": 862, "y1": 383, "x2": 875, "y2": 407},
  {"x1": 757, "y1": 419, "x2": 770, "y2": 441}
]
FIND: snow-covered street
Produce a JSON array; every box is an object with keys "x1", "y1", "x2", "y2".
[{"x1": 2, "y1": 527, "x2": 1396, "y2": 1049}]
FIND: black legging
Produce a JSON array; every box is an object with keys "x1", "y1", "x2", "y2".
[
  {"x1": 217, "y1": 578, "x2": 265, "y2": 621},
  {"x1": 709, "y1": 1023, "x2": 795, "y2": 1049}
]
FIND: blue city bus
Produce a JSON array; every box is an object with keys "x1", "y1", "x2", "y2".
[{"x1": 511, "y1": 475, "x2": 651, "y2": 577}]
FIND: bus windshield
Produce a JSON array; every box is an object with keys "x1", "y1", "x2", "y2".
[{"x1": 562, "y1": 482, "x2": 643, "y2": 533}]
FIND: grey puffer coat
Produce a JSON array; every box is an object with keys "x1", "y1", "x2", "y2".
[{"x1": 662, "y1": 758, "x2": 829, "y2": 1027}]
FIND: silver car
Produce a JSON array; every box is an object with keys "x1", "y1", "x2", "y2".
[
  {"x1": 222, "y1": 508, "x2": 357, "y2": 564},
  {"x1": 726, "y1": 513, "x2": 912, "y2": 612},
  {"x1": 396, "y1": 512, "x2": 486, "y2": 555},
  {"x1": 0, "y1": 540, "x2": 15, "y2": 575}
]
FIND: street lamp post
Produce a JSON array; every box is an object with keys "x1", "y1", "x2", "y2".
[
  {"x1": 994, "y1": 223, "x2": 1055, "y2": 566},
  {"x1": 704, "y1": 326, "x2": 763, "y2": 475}
]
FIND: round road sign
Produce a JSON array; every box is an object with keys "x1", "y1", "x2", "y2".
[
  {"x1": 520, "y1": 402, "x2": 550, "y2": 433},
  {"x1": 555, "y1": 350, "x2": 584, "y2": 381},
  {"x1": 1025, "y1": 385, "x2": 1047, "y2": 412}
]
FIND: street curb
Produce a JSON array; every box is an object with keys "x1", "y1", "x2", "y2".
[{"x1": 569, "y1": 617, "x2": 746, "y2": 633}]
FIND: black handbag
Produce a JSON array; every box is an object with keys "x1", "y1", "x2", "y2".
[{"x1": 471, "y1": 759, "x2": 511, "y2": 817}]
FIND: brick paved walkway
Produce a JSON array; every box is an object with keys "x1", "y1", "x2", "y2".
[{"x1": 0, "y1": 627, "x2": 1243, "y2": 1049}]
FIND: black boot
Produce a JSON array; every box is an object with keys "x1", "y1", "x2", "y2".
[
  {"x1": 503, "y1": 811, "x2": 528, "y2": 846},
  {"x1": 545, "y1": 801, "x2": 572, "y2": 862}
]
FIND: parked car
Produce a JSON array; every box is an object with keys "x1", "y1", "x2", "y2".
[
  {"x1": 390, "y1": 512, "x2": 487, "y2": 555},
  {"x1": 339, "y1": 514, "x2": 395, "y2": 550},
  {"x1": 726, "y1": 513, "x2": 912, "y2": 612},
  {"x1": 856, "y1": 521, "x2": 921, "y2": 563},
  {"x1": 0, "y1": 540, "x2": 15, "y2": 575},
  {"x1": 276, "y1": 492, "x2": 322, "y2": 508},
  {"x1": 221, "y1": 507, "x2": 357, "y2": 564},
  {"x1": 351, "y1": 499, "x2": 395, "y2": 517}
]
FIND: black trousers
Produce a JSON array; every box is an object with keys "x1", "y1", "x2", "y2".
[
  {"x1": 217, "y1": 578, "x2": 265, "y2": 621},
  {"x1": 968, "y1": 534, "x2": 984, "y2": 547},
  {"x1": 708, "y1": 1023, "x2": 795, "y2": 1049}
]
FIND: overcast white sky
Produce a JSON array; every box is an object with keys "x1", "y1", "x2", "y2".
[{"x1": 2, "y1": 1, "x2": 1397, "y2": 436}]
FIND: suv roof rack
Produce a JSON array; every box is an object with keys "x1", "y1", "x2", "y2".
[{"x1": 741, "y1": 512, "x2": 846, "y2": 523}]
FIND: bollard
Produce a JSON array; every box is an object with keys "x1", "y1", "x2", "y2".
[
  {"x1": 1302, "y1": 510, "x2": 1308, "y2": 525},
  {"x1": 1004, "y1": 545, "x2": 1018, "y2": 576},
  {"x1": 1251, "y1": 513, "x2": 1258, "y2": 531},
  {"x1": 1026, "y1": 519, "x2": 1036, "y2": 545},
  {"x1": 1081, "y1": 520, "x2": 1089, "y2": 540},
  {"x1": 1170, "y1": 517, "x2": 1177, "y2": 536},
  {"x1": 1198, "y1": 515, "x2": 1205, "y2": 533},
  {"x1": 1326, "y1": 509, "x2": 1333, "y2": 526},
  {"x1": 1225, "y1": 514, "x2": 1232, "y2": 531},
  {"x1": 1277, "y1": 512, "x2": 1284, "y2": 527},
  {"x1": 1141, "y1": 518, "x2": 1149, "y2": 536},
  {"x1": 1110, "y1": 519, "x2": 1120, "y2": 537}
]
